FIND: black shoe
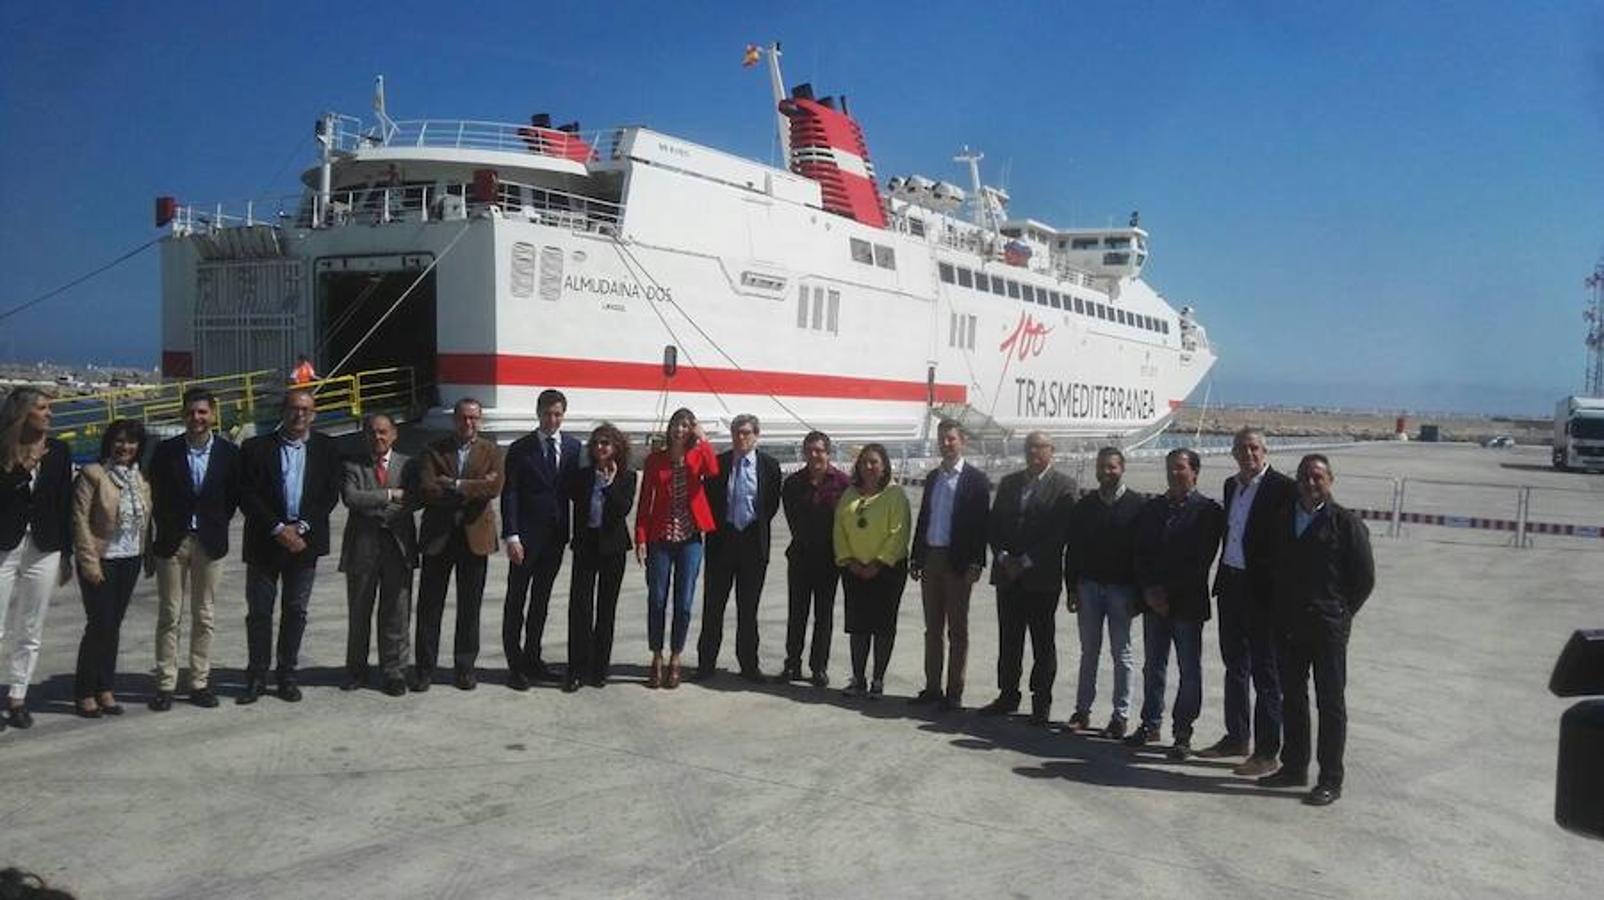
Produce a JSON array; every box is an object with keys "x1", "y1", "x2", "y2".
[
  {"x1": 1258, "y1": 769, "x2": 1310, "y2": 789},
  {"x1": 977, "y1": 695, "x2": 1020, "y2": 716},
  {"x1": 1167, "y1": 738, "x2": 1193, "y2": 761},
  {"x1": 277, "y1": 682, "x2": 303, "y2": 703},
  {"x1": 588, "y1": 673, "x2": 607, "y2": 689},
  {"x1": 6, "y1": 705, "x2": 34, "y2": 729},
  {"x1": 1065, "y1": 710, "x2": 1092, "y2": 731},
  {"x1": 1305, "y1": 784, "x2": 1342, "y2": 806},
  {"x1": 739, "y1": 668, "x2": 767, "y2": 683},
  {"x1": 1122, "y1": 723, "x2": 1161, "y2": 747},
  {"x1": 148, "y1": 691, "x2": 174, "y2": 712},
  {"x1": 409, "y1": 670, "x2": 432, "y2": 693},
  {"x1": 454, "y1": 670, "x2": 477, "y2": 691},
  {"x1": 772, "y1": 665, "x2": 802, "y2": 683},
  {"x1": 1101, "y1": 717, "x2": 1128, "y2": 740},
  {"x1": 937, "y1": 694, "x2": 963, "y2": 713},
  {"x1": 1027, "y1": 700, "x2": 1051, "y2": 727},
  {"x1": 382, "y1": 678, "x2": 408, "y2": 697},
  {"x1": 507, "y1": 670, "x2": 531, "y2": 692},
  {"x1": 1196, "y1": 736, "x2": 1250, "y2": 759},
  {"x1": 339, "y1": 673, "x2": 365, "y2": 692},
  {"x1": 528, "y1": 663, "x2": 559, "y2": 683},
  {"x1": 190, "y1": 688, "x2": 219, "y2": 709},
  {"x1": 809, "y1": 671, "x2": 829, "y2": 688},
  {"x1": 75, "y1": 701, "x2": 103, "y2": 719},
  {"x1": 561, "y1": 679, "x2": 581, "y2": 693},
  {"x1": 236, "y1": 677, "x2": 268, "y2": 705},
  {"x1": 908, "y1": 688, "x2": 942, "y2": 706}
]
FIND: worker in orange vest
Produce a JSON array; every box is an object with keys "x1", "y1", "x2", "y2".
[{"x1": 291, "y1": 355, "x2": 318, "y2": 386}]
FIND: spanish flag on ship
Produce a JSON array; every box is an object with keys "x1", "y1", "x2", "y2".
[{"x1": 742, "y1": 44, "x2": 762, "y2": 67}]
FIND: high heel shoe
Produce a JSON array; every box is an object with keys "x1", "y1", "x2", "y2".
[
  {"x1": 666, "y1": 659, "x2": 681, "y2": 690},
  {"x1": 647, "y1": 657, "x2": 662, "y2": 689}
]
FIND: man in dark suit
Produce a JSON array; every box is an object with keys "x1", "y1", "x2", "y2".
[
  {"x1": 910, "y1": 419, "x2": 991, "y2": 712},
  {"x1": 1200, "y1": 428, "x2": 1299, "y2": 775},
  {"x1": 236, "y1": 388, "x2": 343, "y2": 704},
  {"x1": 500, "y1": 389, "x2": 581, "y2": 688},
  {"x1": 1125, "y1": 448, "x2": 1224, "y2": 759},
  {"x1": 339, "y1": 413, "x2": 418, "y2": 697},
  {"x1": 414, "y1": 397, "x2": 503, "y2": 691},
  {"x1": 775, "y1": 431, "x2": 851, "y2": 687},
  {"x1": 980, "y1": 432, "x2": 1076, "y2": 725},
  {"x1": 697, "y1": 413, "x2": 782, "y2": 681},
  {"x1": 147, "y1": 387, "x2": 240, "y2": 712},
  {"x1": 1258, "y1": 454, "x2": 1375, "y2": 807}
]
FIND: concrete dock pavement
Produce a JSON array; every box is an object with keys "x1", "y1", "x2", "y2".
[{"x1": 2, "y1": 442, "x2": 1601, "y2": 898}]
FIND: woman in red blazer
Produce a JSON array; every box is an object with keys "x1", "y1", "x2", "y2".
[{"x1": 634, "y1": 408, "x2": 718, "y2": 689}]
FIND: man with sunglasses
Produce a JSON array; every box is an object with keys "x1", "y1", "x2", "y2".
[{"x1": 697, "y1": 414, "x2": 782, "y2": 682}]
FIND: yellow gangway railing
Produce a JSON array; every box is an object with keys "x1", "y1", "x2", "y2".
[{"x1": 49, "y1": 365, "x2": 418, "y2": 454}]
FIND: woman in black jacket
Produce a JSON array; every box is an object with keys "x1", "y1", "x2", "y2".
[
  {"x1": 0, "y1": 387, "x2": 74, "y2": 730},
  {"x1": 564, "y1": 423, "x2": 637, "y2": 691}
]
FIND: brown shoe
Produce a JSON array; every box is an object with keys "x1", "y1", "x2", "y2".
[
  {"x1": 1234, "y1": 754, "x2": 1281, "y2": 777},
  {"x1": 666, "y1": 660, "x2": 681, "y2": 690},
  {"x1": 647, "y1": 657, "x2": 663, "y2": 689}
]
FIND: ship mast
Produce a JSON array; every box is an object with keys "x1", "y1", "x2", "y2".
[
  {"x1": 955, "y1": 146, "x2": 999, "y2": 247},
  {"x1": 764, "y1": 42, "x2": 791, "y2": 168}
]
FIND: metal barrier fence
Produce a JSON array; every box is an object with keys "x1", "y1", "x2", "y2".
[{"x1": 1345, "y1": 477, "x2": 1603, "y2": 547}]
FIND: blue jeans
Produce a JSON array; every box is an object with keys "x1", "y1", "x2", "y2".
[
  {"x1": 1139, "y1": 613, "x2": 1204, "y2": 738},
  {"x1": 646, "y1": 540, "x2": 702, "y2": 653},
  {"x1": 1074, "y1": 579, "x2": 1136, "y2": 720}
]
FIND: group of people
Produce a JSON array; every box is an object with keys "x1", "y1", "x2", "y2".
[{"x1": 0, "y1": 384, "x2": 1374, "y2": 807}]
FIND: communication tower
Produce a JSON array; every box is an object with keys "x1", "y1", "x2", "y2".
[{"x1": 1586, "y1": 258, "x2": 1604, "y2": 397}]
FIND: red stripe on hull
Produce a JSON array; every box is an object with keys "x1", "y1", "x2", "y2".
[{"x1": 438, "y1": 353, "x2": 967, "y2": 404}]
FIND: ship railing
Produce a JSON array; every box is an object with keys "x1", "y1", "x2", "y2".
[
  {"x1": 48, "y1": 366, "x2": 418, "y2": 459},
  {"x1": 169, "y1": 180, "x2": 623, "y2": 237},
  {"x1": 331, "y1": 117, "x2": 619, "y2": 163},
  {"x1": 931, "y1": 225, "x2": 1102, "y2": 290}
]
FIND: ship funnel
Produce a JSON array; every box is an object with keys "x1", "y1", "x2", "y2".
[{"x1": 778, "y1": 85, "x2": 886, "y2": 228}]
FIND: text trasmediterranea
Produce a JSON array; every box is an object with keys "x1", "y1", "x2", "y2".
[{"x1": 1014, "y1": 378, "x2": 1157, "y2": 421}]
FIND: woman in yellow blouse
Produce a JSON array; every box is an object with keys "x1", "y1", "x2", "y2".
[{"x1": 832, "y1": 443, "x2": 911, "y2": 699}]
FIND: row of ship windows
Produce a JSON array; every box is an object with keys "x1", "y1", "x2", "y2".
[
  {"x1": 949, "y1": 313, "x2": 977, "y2": 350},
  {"x1": 849, "y1": 237, "x2": 897, "y2": 270},
  {"x1": 937, "y1": 262, "x2": 1171, "y2": 335},
  {"x1": 797, "y1": 284, "x2": 841, "y2": 335}
]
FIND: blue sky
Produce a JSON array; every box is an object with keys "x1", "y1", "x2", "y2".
[{"x1": 2, "y1": 1, "x2": 1601, "y2": 415}]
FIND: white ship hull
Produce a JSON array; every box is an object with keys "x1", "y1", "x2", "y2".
[{"x1": 160, "y1": 106, "x2": 1216, "y2": 445}]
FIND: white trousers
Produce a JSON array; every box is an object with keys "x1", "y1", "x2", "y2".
[{"x1": 0, "y1": 536, "x2": 61, "y2": 700}]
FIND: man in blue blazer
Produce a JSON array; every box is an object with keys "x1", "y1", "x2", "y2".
[
  {"x1": 910, "y1": 419, "x2": 991, "y2": 712},
  {"x1": 500, "y1": 389, "x2": 582, "y2": 688}
]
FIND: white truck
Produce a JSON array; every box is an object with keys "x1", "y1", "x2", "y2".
[{"x1": 1553, "y1": 396, "x2": 1604, "y2": 471}]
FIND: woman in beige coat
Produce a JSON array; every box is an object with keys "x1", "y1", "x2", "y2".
[{"x1": 71, "y1": 419, "x2": 151, "y2": 717}]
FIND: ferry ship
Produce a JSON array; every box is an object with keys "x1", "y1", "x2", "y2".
[{"x1": 156, "y1": 47, "x2": 1216, "y2": 444}]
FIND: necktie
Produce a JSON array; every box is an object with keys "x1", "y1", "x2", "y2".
[
  {"x1": 734, "y1": 457, "x2": 753, "y2": 529},
  {"x1": 545, "y1": 435, "x2": 556, "y2": 470},
  {"x1": 376, "y1": 457, "x2": 388, "y2": 487}
]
